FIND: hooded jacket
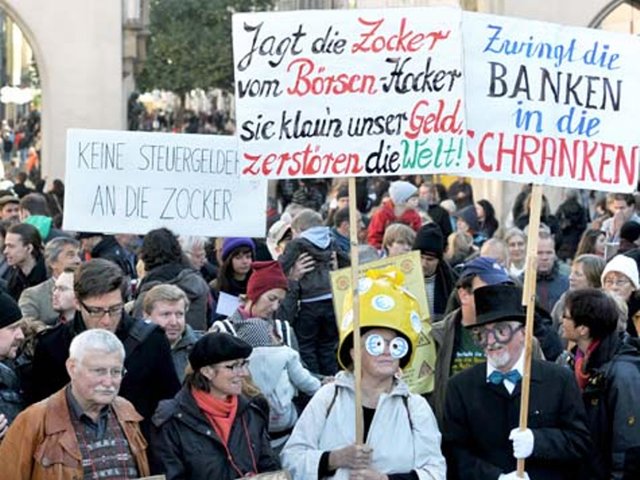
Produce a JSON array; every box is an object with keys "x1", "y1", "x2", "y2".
[
  {"x1": 151, "y1": 387, "x2": 281, "y2": 480},
  {"x1": 574, "y1": 333, "x2": 640, "y2": 480},
  {"x1": 281, "y1": 371, "x2": 446, "y2": 480},
  {"x1": 23, "y1": 215, "x2": 68, "y2": 244},
  {"x1": 279, "y1": 226, "x2": 350, "y2": 301}
]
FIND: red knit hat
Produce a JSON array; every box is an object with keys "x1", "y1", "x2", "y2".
[{"x1": 247, "y1": 261, "x2": 288, "y2": 302}]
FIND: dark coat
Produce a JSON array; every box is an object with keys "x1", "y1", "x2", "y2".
[
  {"x1": 579, "y1": 333, "x2": 640, "y2": 479},
  {"x1": 151, "y1": 387, "x2": 281, "y2": 480},
  {"x1": 91, "y1": 235, "x2": 137, "y2": 279},
  {"x1": 6, "y1": 255, "x2": 48, "y2": 301},
  {"x1": 555, "y1": 198, "x2": 587, "y2": 261},
  {"x1": 0, "y1": 360, "x2": 23, "y2": 426},
  {"x1": 24, "y1": 311, "x2": 180, "y2": 431},
  {"x1": 431, "y1": 259, "x2": 458, "y2": 322},
  {"x1": 443, "y1": 360, "x2": 591, "y2": 480}
]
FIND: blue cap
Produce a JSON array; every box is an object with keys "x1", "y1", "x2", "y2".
[{"x1": 461, "y1": 256, "x2": 511, "y2": 285}]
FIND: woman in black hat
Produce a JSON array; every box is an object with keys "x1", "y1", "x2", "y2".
[{"x1": 151, "y1": 332, "x2": 281, "y2": 480}]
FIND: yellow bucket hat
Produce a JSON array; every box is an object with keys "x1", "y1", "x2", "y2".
[{"x1": 337, "y1": 266, "x2": 423, "y2": 370}]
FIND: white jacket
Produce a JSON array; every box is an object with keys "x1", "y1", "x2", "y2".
[
  {"x1": 281, "y1": 371, "x2": 446, "y2": 480},
  {"x1": 249, "y1": 345, "x2": 321, "y2": 432}
]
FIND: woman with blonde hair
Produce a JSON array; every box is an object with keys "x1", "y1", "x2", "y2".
[{"x1": 445, "y1": 231, "x2": 476, "y2": 268}]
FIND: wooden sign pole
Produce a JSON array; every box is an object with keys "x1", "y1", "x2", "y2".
[
  {"x1": 517, "y1": 184, "x2": 543, "y2": 478},
  {"x1": 348, "y1": 177, "x2": 364, "y2": 444}
]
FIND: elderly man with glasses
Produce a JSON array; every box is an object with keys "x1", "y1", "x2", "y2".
[
  {"x1": 24, "y1": 259, "x2": 180, "y2": 438},
  {"x1": 0, "y1": 329, "x2": 150, "y2": 479},
  {"x1": 443, "y1": 283, "x2": 591, "y2": 480}
]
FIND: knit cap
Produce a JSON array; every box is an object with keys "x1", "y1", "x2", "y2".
[
  {"x1": 221, "y1": 237, "x2": 255, "y2": 262},
  {"x1": 601, "y1": 254, "x2": 640, "y2": 290},
  {"x1": 413, "y1": 223, "x2": 444, "y2": 259},
  {"x1": 247, "y1": 261, "x2": 289, "y2": 302},
  {"x1": 389, "y1": 181, "x2": 418, "y2": 206}
]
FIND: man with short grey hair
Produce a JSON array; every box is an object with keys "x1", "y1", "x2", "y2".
[
  {"x1": 0, "y1": 329, "x2": 150, "y2": 478},
  {"x1": 18, "y1": 236, "x2": 80, "y2": 323}
]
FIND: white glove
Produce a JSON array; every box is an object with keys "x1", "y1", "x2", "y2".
[
  {"x1": 499, "y1": 471, "x2": 530, "y2": 480},
  {"x1": 509, "y1": 428, "x2": 534, "y2": 459}
]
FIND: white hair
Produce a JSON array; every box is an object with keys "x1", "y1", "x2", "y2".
[
  {"x1": 179, "y1": 235, "x2": 206, "y2": 254},
  {"x1": 69, "y1": 329, "x2": 125, "y2": 362}
]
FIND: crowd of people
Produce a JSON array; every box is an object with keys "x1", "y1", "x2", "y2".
[{"x1": 0, "y1": 171, "x2": 638, "y2": 479}]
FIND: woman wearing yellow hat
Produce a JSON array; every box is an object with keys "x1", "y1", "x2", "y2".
[{"x1": 281, "y1": 269, "x2": 446, "y2": 480}]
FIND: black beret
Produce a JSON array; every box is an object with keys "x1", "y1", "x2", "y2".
[{"x1": 189, "y1": 332, "x2": 252, "y2": 370}]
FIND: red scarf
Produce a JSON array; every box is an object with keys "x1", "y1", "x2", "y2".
[
  {"x1": 192, "y1": 388, "x2": 238, "y2": 445},
  {"x1": 574, "y1": 340, "x2": 601, "y2": 391}
]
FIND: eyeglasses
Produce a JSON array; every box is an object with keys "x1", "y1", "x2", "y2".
[
  {"x1": 603, "y1": 277, "x2": 631, "y2": 288},
  {"x1": 218, "y1": 360, "x2": 250, "y2": 373},
  {"x1": 79, "y1": 300, "x2": 123, "y2": 319},
  {"x1": 471, "y1": 323, "x2": 524, "y2": 347},
  {"x1": 86, "y1": 366, "x2": 127, "y2": 378}
]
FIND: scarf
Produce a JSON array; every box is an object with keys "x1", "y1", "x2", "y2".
[
  {"x1": 574, "y1": 339, "x2": 601, "y2": 391},
  {"x1": 192, "y1": 388, "x2": 238, "y2": 445}
]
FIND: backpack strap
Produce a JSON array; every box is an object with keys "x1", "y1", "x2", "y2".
[
  {"x1": 123, "y1": 319, "x2": 157, "y2": 356},
  {"x1": 275, "y1": 319, "x2": 293, "y2": 348},
  {"x1": 210, "y1": 319, "x2": 237, "y2": 336}
]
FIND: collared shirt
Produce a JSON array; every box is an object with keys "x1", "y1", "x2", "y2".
[
  {"x1": 486, "y1": 349, "x2": 525, "y2": 394},
  {"x1": 65, "y1": 386, "x2": 110, "y2": 439}
]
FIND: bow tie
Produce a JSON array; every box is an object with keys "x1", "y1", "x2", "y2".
[{"x1": 488, "y1": 369, "x2": 522, "y2": 385}]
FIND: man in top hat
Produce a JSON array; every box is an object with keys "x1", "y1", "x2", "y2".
[{"x1": 443, "y1": 284, "x2": 591, "y2": 480}]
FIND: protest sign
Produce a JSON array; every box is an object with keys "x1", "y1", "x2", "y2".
[
  {"x1": 464, "y1": 12, "x2": 640, "y2": 192},
  {"x1": 63, "y1": 129, "x2": 268, "y2": 237},
  {"x1": 330, "y1": 251, "x2": 436, "y2": 394},
  {"x1": 233, "y1": 7, "x2": 466, "y2": 179}
]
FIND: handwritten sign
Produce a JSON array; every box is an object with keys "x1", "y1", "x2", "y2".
[
  {"x1": 464, "y1": 12, "x2": 640, "y2": 192},
  {"x1": 63, "y1": 129, "x2": 268, "y2": 236},
  {"x1": 233, "y1": 7, "x2": 466, "y2": 179},
  {"x1": 330, "y1": 251, "x2": 436, "y2": 394}
]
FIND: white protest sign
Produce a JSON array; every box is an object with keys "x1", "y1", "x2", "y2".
[
  {"x1": 464, "y1": 12, "x2": 640, "y2": 192},
  {"x1": 63, "y1": 129, "x2": 268, "y2": 236},
  {"x1": 233, "y1": 7, "x2": 466, "y2": 179}
]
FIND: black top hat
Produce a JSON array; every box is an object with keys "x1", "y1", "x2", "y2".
[{"x1": 469, "y1": 284, "x2": 526, "y2": 328}]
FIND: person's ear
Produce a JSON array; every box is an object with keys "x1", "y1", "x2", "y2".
[
  {"x1": 65, "y1": 358, "x2": 77, "y2": 379},
  {"x1": 200, "y1": 366, "x2": 214, "y2": 381}
]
